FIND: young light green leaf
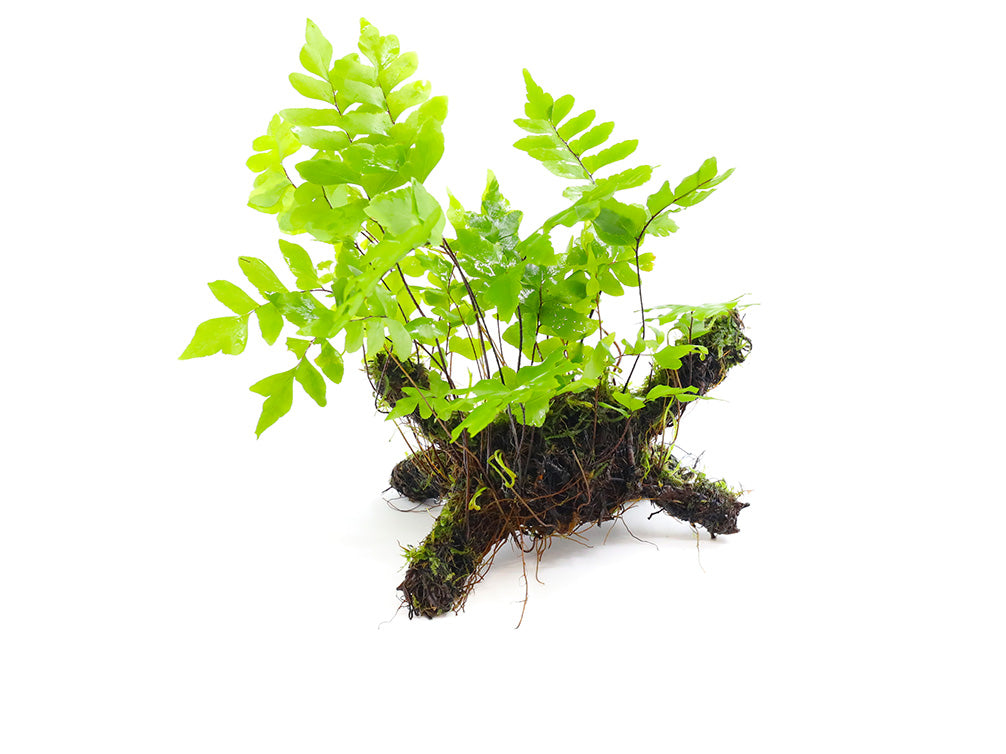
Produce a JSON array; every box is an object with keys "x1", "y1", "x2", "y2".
[
  {"x1": 611, "y1": 391, "x2": 645, "y2": 411},
  {"x1": 339, "y1": 109, "x2": 393, "y2": 137},
  {"x1": 291, "y1": 127, "x2": 350, "y2": 151},
  {"x1": 379, "y1": 51, "x2": 418, "y2": 92},
  {"x1": 300, "y1": 19, "x2": 333, "y2": 78},
  {"x1": 387, "y1": 394, "x2": 419, "y2": 421},
  {"x1": 315, "y1": 341, "x2": 344, "y2": 383},
  {"x1": 384, "y1": 318, "x2": 413, "y2": 359},
  {"x1": 286, "y1": 337, "x2": 312, "y2": 360},
  {"x1": 295, "y1": 358, "x2": 327, "y2": 407},
  {"x1": 179, "y1": 316, "x2": 249, "y2": 359},
  {"x1": 289, "y1": 72, "x2": 334, "y2": 103},
  {"x1": 581, "y1": 139, "x2": 638, "y2": 174},
  {"x1": 296, "y1": 159, "x2": 359, "y2": 186},
  {"x1": 517, "y1": 233, "x2": 556, "y2": 265},
  {"x1": 278, "y1": 239, "x2": 319, "y2": 289},
  {"x1": 365, "y1": 180, "x2": 444, "y2": 243},
  {"x1": 238, "y1": 257, "x2": 288, "y2": 297},
  {"x1": 279, "y1": 108, "x2": 341, "y2": 127},
  {"x1": 358, "y1": 18, "x2": 400, "y2": 68},
  {"x1": 557, "y1": 109, "x2": 595, "y2": 140},
  {"x1": 654, "y1": 344, "x2": 695, "y2": 369},
  {"x1": 645, "y1": 385, "x2": 700, "y2": 402},
  {"x1": 451, "y1": 399, "x2": 505, "y2": 442},
  {"x1": 268, "y1": 291, "x2": 334, "y2": 337},
  {"x1": 255, "y1": 302, "x2": 283, "y2": 344},
  {"x1": 484, "y1": 266, "x2": 522, "y2": 321},
  {"x1": 568, "y1": 122, "x2": 614, "y2": 155},
  {"x1": 522, "y1": 69, "x2": 553, "y2": 119},
  {"x1": 208, "y1": 280, "x2": 258, "y2": 315},
  {"x1": 645, "y1": 180, "x2": 674, "y2": 216},
  {"x1": 646, "y1": 213, "x2": 679, "y2": 237},
  {"x1": 387, "y1": 80, "x2": 431, "y2": 121},
  {"x1": 551, "y1": 94, "x2": 575, "y2": 124},
  {"x1": 249, "y1": 369, "x2": 296, "y2": 437}
]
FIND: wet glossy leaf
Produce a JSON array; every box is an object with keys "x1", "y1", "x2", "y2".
[
  {"x1": 179, "y1": 316, "x2": 248, "y2": 359},
  {"x1": 593, "y1": 199, "x2": 646, "y2": 246},
  {"x1": 278, "y1": 240, "x2": 319, "y2": 289}
]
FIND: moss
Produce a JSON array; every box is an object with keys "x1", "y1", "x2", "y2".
[{"x1": 389, "y1": 309, "x2": 752, "y2": 618}]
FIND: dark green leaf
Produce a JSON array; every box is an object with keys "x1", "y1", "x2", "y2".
[{"x1": 593, "y1": 199, "x2": 647, "y2": 246}]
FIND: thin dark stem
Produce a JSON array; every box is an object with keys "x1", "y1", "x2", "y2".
[{"x1": 441, "y1": 240, "x2": 505, "y2": 383}]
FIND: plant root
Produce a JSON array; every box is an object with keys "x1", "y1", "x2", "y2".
[{"x1": 384, "y1": 310, "x2": 752, "y2": 618}]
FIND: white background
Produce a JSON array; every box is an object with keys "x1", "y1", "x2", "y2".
[{"x1": 2, "y1": 0, "x2": 1004, "y2": 751}]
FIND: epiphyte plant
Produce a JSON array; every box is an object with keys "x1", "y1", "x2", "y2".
[{"x1": 180, "y1": 17, "x2": 752, "y2": 619}]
